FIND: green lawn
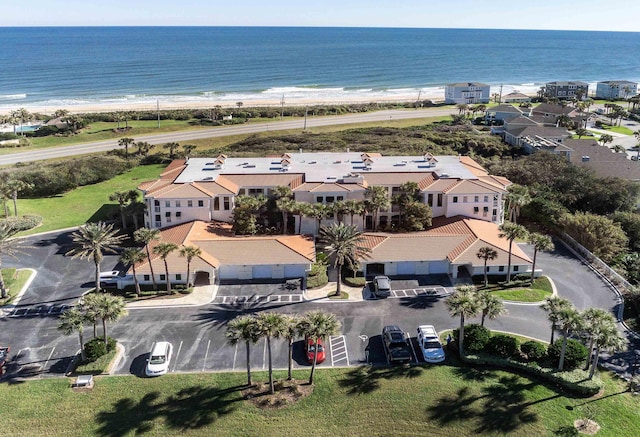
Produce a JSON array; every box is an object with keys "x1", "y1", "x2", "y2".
[
  {"x1": 17, "y1": 164, "x2": 165, "y2": 235},
  {"x1": 0, "y1": 268, "x2": 32, "y2": 305},
  {"x1": 598, "y1": 124, "x2": 634, "y2": 135},
  {"x1": 74, "y1": 349, "x2": 118, "y2": 376},
  {"x1": 1, "y1": 366, "x2": 636, "y2": 436},
  {"x1": 478, "y1": 276, "x2": 553, "y2": 303}
]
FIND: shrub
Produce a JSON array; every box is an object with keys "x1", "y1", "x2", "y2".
[
  {"x1": 487, "y1": 334, "x2": 520, "y2": 358},
  {"x1": 453, "y1": 324, "x2": 491, "y2": 353},
  {"x1": 521, "y1": 340, "x2": 547, "y2": 362},
  {"x1": 548, "y1": 338, "x2": 588, "y2": 370},
  {"x1": 84, "y1": 336, "x2": 117, "y2": 362},
  {"x1": 2, "y1": 215, "x2": 42, "y2": 232},
  {"x1": 306, "y1": 270, "x2": 328, "y2": 289},
  {"x1": 344, "y1": 276, "x2": 366, "y2": 287}
]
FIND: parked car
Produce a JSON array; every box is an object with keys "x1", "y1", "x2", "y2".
[
  {"x1": 99, "y1": 270, "x2": 122, "y2": 287},
  {"x1": 145, "y1": 341, "x2": 173, "y2": 376},
  {"x1": 382, "y1": 325, "x2": 412, "y2": 363},
  {"x1": 371, "y1": 275, "x2": 391, "y2": 298},
  {"x1": 416, "y1": 325, "x2": 445, "y2": 363},
  {"x1": 305, "y1": 336, "x2": 326, "y2": 364}
]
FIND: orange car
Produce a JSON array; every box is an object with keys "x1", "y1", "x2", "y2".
[{"x1": 305, "y1": 337, "x2": 326, "y2": 364}]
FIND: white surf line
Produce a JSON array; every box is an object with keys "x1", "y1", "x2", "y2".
[
  {"x1": 172, "y1": 340, "x2": 183, "y2": 373},
  {"x1": 202, "y1": 340, "x2": 211, "y2": 372},
  {"x1": 43, "y1": 346, "x2": 56, "y2": 372}
]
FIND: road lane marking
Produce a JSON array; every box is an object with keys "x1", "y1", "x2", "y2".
[
  {"x1": 202, "y1": 340, "x2": 211, "y2": 372},
  {"x1": 172, "y1": 341, "x2": 183, "y2": 373}
]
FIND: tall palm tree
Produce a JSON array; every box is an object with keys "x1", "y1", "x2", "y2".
[
  {"x1": 273, "y1": 185, "x2": 294, "y2": 235},
  {"x1": 67, "y1": 222, "x2": 125, "y2": 293},
  {"x1": 109, "y1": 190, "x2": 139, "y2": 229},
  {"x1": 94, "y1": 294, "x2": 128, "y2": 350},
  {"x1": 11, "y1": 108, "x2": 31, "y2": 136},
  {"x1": 498, "y1": 222, "x2": 529, "y2": 283},
  {"x1": 528, "y1": 233, "x2": 554, "y2": 284},
  {"x1": 153, "y1": 242, "x2": 178, "y2": 293},
  {"x1": 163, "y1": 142, "x2": 180, "y2": 159},
  {"x1": 182, "y1": 144, "x2": 196, "y2": 159},
  {"x1": 4, "y1": 179, "x2": 32, "y2": 217},
  {"x1": 226, "y1": 315, "x2": 261, "y2": 386},
  {"x1": 579, "y1": 308, "x2": 613, "y2": 371},
  {"x1": 445, "y1": 285, "x2": 480, "y2": 357},
  {"x1": 343, "y1": 199, "x2": 362, "y2": 227},
  {"x1": 58, "y1": 307, "x2": 89, "y2": 361},
  {"x1": 598, "y1": 134, "x2": 614, "y2": 147},
  {"x1": 540, "y1": 296, "x2": 572, "y2": 344},
  {"x1": 179, "y1": 245, "x2": 202, "y2": 288},
  {"x1": 556, "y1": 306, "x2": 580, "y2": 371},
  {"x1": 476, "y1": 289, "x2": 506, "y2": 327},
  {"x1": 120, "y1": 247, "x2": 146, "y2": 297},
  {"x1": 80, "y1": 293, "x2": 101, "y2": 338},
  {"x1": 134, "y1": 228, "x2": 161, "y2": 290},
  {"x1": 476, "y1": 246, "x2": 498, "y2": 287},
  {"x1": 282, "y1": 314, "x2": 301, "y2": 381},
  {"x1": 298, "y1": 311, "x2": 340, "y2": 385},
  {"x1": 392, "y1": 181, "x2": 421, "y2": 228},
  {"x1": 505, "y1": 184, "x2": 531, "y2": 224},
  {"x1": 364, "y1": 186, "x2": 390, "y2": 232},
  {"x1": 310, "y1": 203, "x2": 331, "y2": 234},
  {"x1": 318, "y1": 223, "x2": 371, "y2": 297},
  {"x1": 63, "y1": 114, "x2": 83, "y2": 134},
  {"x1": 255, "y1": 312, "x2": 287, "y2": 394},
  {"x1": 588, "y1": 320, "x2": 626, "y2": 379},
  {"x1": 118, "y1": 137, "x2": 135, "y2": 159}
]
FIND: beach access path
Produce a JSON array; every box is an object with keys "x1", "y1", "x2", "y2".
[{"x1": 0, "y1": 107, "x2": 454, "y2": 165}]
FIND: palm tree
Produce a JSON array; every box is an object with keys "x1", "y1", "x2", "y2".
[
  {"x1": 255, "y1": 312, "x2": 287, "y2": 394},
  {"x1": 118, "y1": 137, "x2": 135, "y2": 159},
  {"x1": 476, "y1": 246, "x2": 498, "y2": 287},
  {"x1": 364, "y1": 186, "x2": 390, "y2": 232},
  {"x1": 579, "y1": 308, "x2": 613, "y2": 371},
  {"x1": 498, "y1": 222, "x2": 529, "y2": 283},
  {"x1": 163, "y1": 142, "x2": 180, "y2": 159},
  {"x1": 273, "y1": 185, "x2": 294, "y2": 235},
  {"x1": 599, "y1": 133, "x2": 614, "y2": 147},
  {"x1": 528, "y1": 233, "x2": 554, "y2": 284},
  {"x1": 298, "y1": 311, "x2": 340, "y2": 385},
  {"x1": 79, "y1": 293, "x2": 101, "y2": 338},
  {"x1": 94, "y1": 294, "x2": 128, "y2": 350},
  {"x1": 179, "y1": 245, "x2": 202, "y2": 288},
  {"x1": 540, "y1": 296, "x2": 572, "y2": 345},
  {"x1": 153, "y1": 242, "x2": 178, "y2": 293},
  {"x1": 63, "y1": 114, "x2": 83, "y2": 134},
  {"x1": 226, "y1": 315, "x2": 261, "y2": 386},
  {"x1": 120, "y1": 248, "x2": 146, "y2": 297},
  {"x1": 612, "y1": 144, "x2": 627, "y2": 154},
  {"x1": 343, "y1": 199, "x2": 362, "y2": 227},
  {"x1": 58, "y1": 307, "x2": 89, "y2": 361},
  {"x1": 292, "y1": 201, "x2": 313, "y2": 235},
  {"x1": 11, "y1": 108, "x2": 31, "y2": 136},
  {"x1": 282, "y1": 314, "x2": 301, "y2": 381},
  {"x1": 3, "y1": 179, "x2": 32, "y2": 217},
  {"x1": 588, "y1": 319, "x2": 626, "y2": 379},
  {"x1": 134, "y1": 228, "x2": 161, "y2": 290},
  {"x1": 556, "y1": 306, "x2": 580, "y2": 371},
  {"x1": 67, "y1": 222, "x2": 125, "y2": 293},
  {"x1": 109, "y1": 190, "x2": 139, "y2": 229},
  {"x1": 476, "y1": 289, "x2": 506, "y2": 327},
  {"x1": 505, "y1": 184, "x2": 531, "y2": 224},
  {"x1": 445, "y1": 285, "x2": 480, "y2": 357},
  {"x1": 182, "y1": 144, "x2": 196, "y2": 159},
  {"x1": 310, "y1": 203, "x2": 331, "y2": 234},
  {"x1": 0, "y1": 222, "x2": 29, "y2": 299},
  {"x1": 392, "y1": 181, "x2": 421, "y2": 229},
  {"x1": 318, "y1": 223, "x2": 371, "y2": 297}
]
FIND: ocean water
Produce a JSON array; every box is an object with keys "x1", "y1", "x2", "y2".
[{"x1": 1, "y1": 26, "x2": 639, "y2": 108}]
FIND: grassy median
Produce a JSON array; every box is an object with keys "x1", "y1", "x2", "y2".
[{"x1": 1, "y1": 365, "x2": 637, "y2": 436}]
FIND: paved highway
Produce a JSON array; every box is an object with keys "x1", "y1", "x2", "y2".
[{"x1": 0, "y1": 108, "x2": 455, "y2": 166}]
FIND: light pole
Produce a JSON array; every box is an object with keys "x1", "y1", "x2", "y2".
[
  {"x1": 280, "y1": 94, "x2": 285, "y2": 120},
  {"x1": 303, "y1": 106, "x2": 308, "y2": 131}
]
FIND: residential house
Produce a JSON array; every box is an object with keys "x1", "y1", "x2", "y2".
[
  {"x1": 544, "y1": 81, "x2": 589, "y2": 100},
  {"x1": 444, "y1": 82, "x2": 491, "y2": 104},
  {"x1": 595, "y1": 81, "x2": 638, "y2": 99},
  {"x1": 484, "y1": 104, "x2": 528, "y2": 125},
  {"x1": 503, "y1": 92, "x2": 531, "y2": 103},
  {"x1": 563, "y1": 139, "x2": 640, "y2": 181}
]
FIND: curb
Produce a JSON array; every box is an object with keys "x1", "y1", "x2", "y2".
[
  {"x1": 0, "y1": 268, "x2": 37, "y2": 317},
  {"x1": 125, "y1": 283, "x2": 219, "y2": 310}
]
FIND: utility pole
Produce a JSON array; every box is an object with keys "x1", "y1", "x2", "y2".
[
  {"x1": 157, "y1": 99, "x2": 160, "y2": 128},
  {"x1": 303, "y1": 106, "x2": 308, "y2": 131},
  {"x1": 280, "y1": 94, "x2": 285, "y2": 120},
  {"x1": 416, "y1": 90, "x2": 422, "y2": 109},
  {"x1": 499, "y1": 84, "x2": 503, "y2": 104}
]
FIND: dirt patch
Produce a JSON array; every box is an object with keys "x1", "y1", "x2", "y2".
[
  {"x1": 574, "y1": 418, "x2": 600, "y2": 435},
  {"x1": 243, "y1": 379, "x2": 314, "y2": 409}
]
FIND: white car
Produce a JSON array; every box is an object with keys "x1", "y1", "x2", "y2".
[
  {"x1": 99, "y1": 270, "x2": 122, "y2": 287},
  {"x1": 416, "y1": 325, "x2": 445, "y2": 363},
  {"x1": 145, "y1": 341, "x2": 173, "y2": 376}
]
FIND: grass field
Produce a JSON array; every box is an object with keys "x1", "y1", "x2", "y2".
[
  {"x1": 0, "y1": 268, "x2": 32, "y2": 305},
  {"x1": 17, "y1": 164, "x2": 165, "y2": 235},
  {"x1": 1, "y1": 366, "x2": 637, "y2": 436},
  {"x1": 477, "y1": 277, "x2": 553, "y2": 303},
  {"x1": 597, "y1": 124, "x2": 634, "y2": 135}
]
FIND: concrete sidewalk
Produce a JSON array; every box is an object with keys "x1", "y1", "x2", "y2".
[
  {"x1": 304, "y1": 282, "x2": 366, "y2": 302},
  {"x1": 125, "y1": 284, "x2": 218, "y2": 308}
]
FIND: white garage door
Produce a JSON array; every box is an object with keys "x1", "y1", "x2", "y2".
[
  {"x1": 396, "y1": 262, "x2": 416, "y2": 275},
  {"x1": 429, "y1": 260, "x2": 449, "y2": 274},
  {"x1": 252, "y1": 265, "x2": 272, "y2": 279},
  {"x1": 285, "y1": 265, "x2": 305, "y2": 278}
]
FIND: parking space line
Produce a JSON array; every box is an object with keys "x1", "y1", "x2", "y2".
[
  {"x1": 329, "y1": 335, "x2": 349, "y2": 366},
  {"x1": 172, "y1": 341, "x2": 183, "y2": 372},
  {"x1": 43, "y1": 347, "x2": 55, "y2": 371},
  {"x1": 202, "y1": 340, "x2": 211, "y2": 372}
]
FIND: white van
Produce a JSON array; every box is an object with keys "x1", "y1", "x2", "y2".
[{"x1": 145, "y1": 341, "x2": 173, "y2": 376}]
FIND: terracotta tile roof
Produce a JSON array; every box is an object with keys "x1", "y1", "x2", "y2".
[
  {"x1": 222, "y1": 173, "x2": 304, "y2": 188},
  {"x1": 459, "y1": 156, "x2": 489, "y2": 176},
  {"x1": 309, "y1": 183, "x2": 356, "y2": 193},
  {"x1": 362, "y1": 172, "x2": 433, "y2": 187},
  {"x1": 293, "y1": 182, "x2": 323, "y2": 192},
  {"x1": 424, "y1": 178, "x2": 460, "y2": 192},
  {"x1": 138, "y1": 179, "x2": 173, "y2": 193},
  {"x1": 214, "y1": 176, "x2": 240, "y2": 194},
  {"x1": 146, "y1": 183, "x2": 216, "y2": 199},
  {"x1": 444, "y1": 179, "x2": 505, "y2": 195},
  {"x1": 193, "y1": 181, "x2": 235, "y2": 195},
  {"x1": 160, "y1": 159, "x2": 187, "y2": 180}
]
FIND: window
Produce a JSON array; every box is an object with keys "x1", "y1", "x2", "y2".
[
  {"x1": 499, "y1": 266, "x2": 505, "y2": 272},
  {"x1": 316, "y1": 196, "x2": 323, "y2": 203},
  {"x1": 175, "y1": 201, "x2": 181, "y2": 207},
  {"x1": 452, "y1": 196, "x2": 458, "y2": 203},
  {"x1": 175, "y1": 274, "x2": 182, "y2": 280},
  {"x1": 176, "y1": 211, "x2": 182, "y2": 218},
  {"x1": 223, "y1": 197, "x2": 230, "y2": 210},
  {"x1": 187, "y1": 200, "x2": 193, "y2": 207},
  {"x1": 514, "y1": 266, "x2": 519, "y2": 272},
  {"x1": 213, "y1": 197, "x2": 220, "y2": 211},
  {"x1": 437, "y1": 194, "x2": 443, "y2": 207},
  {"x1": 154, "y1": 200, "x2": 160, "y2": 206},
  {"x1": 474, "y1": 195, "x2": 479, "y2": 203},
  {"x1": 326, "y1": 196, "x2": 335, "y2": 203},
  {"x1": 160, "y1": 274, "x2": 166, "y2": 281},
  {"x1": 238, "y1": 188, "x2": 246, "y2": 195},
  {"x1": 337, "y1": 196, "x2": 344, "y2": 201},
  {"x1": 427, "y1": 193, "x2": 433, "y2": 207},
  {"x1": 248, "y1": 188, "x2": 263, "y2": 196},
  {"x1": 154, "y1": 207, "x2": 160, "y2": 213},
  {"x1": 484, "y1": 196, "x2": 489, "y2": 202},
  {"x1": 155, "y1": 222, "x2": 161, "y2": 227},
  {"x1": 143, "y1": 275, "x2": 150, "y2": 281},
  {"x1": 463, "y1": 196, "x2": 468, "y2": 203},
  {"x1": 198, "y1": 200, "x2": 204, "y2": 207},
  {"x1": 473, "y1": 207, "x2": 479, "y2": 214},
  {"x1": 155, "y1": 214, "x2": 161, "y2": 222},
  {"x1": 165, "y1": 212, "x2": 171, "y2": 217},
  {"x1": 493, "y1": 209, "x2": 497, "y2": 216},
  {"x1": 165, "y1": 201, "x2": 171, "y2": 208}
]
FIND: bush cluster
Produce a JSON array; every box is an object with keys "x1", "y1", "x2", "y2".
[
  {"x1": 486, "y1": 334, "x2": 520, "y2": 358},
  {"x1": 2, "y1": 215, "x2": 42, "y2": 233},
  {"x1": 84, "y1": 336, "x2": 117, "y2": 362},
  {"x1": 520, "y1": 340, "x2": 547, "y2": 362},
  {"x1": 453, "y1": 324, "x2": 491, "y2": 352},
  {"x1": 343, "y1": 276, "x2": 366, "y2": 287},
  {"x1": 547, "y1": 339, "x2": 588, "y2": 370}
]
